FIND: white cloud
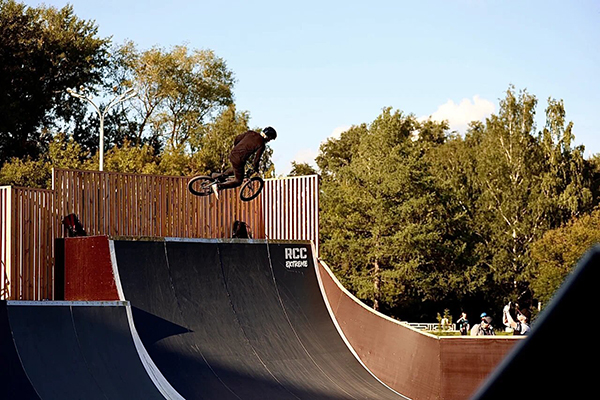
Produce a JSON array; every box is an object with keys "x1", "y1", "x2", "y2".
[
  {"x1": 421, "y1": 95, "x2": 495, "y2": 132},
  {"x1": 329, "y1": 125, "x2": 352, "y2": 141},
  {"x1": 291, "y1": 148, "x2": 319, "y2": 166},
  {"x1": 291, "y1": 126, "x2": 350, "y2": 166},
  {"x1": 283, "y1": 125, "x2": 351, "y2": 175}
]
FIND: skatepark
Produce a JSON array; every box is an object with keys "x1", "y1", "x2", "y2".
[{"x1": 1, "y1": 169, "x2": 594, "y2": 399}]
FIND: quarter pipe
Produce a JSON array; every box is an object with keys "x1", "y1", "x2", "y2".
[{"x1": 110, "y1": 239, "x2": 406, "y2": 399}]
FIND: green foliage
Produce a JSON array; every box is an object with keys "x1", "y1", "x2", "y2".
[
  {"x1": 425, "y1": 86, "x2": 594, "y2": 312},
  {"x1": 530, "y1": 208, "x2": 600, "y2": 306},
  {"x1": 317, "y1": 87, "x2": 597, "y2": 319},
  {"x1": 102, "y1": 140, "x2": 160, "y2": 175},
  {"x1": 0, "y1": 132, "x2": 88, "y2": 188},
  {"x1": 0, "y1": 157, "x2": 47, "y2": 188},
  {"x1": 0, "y1": 0, "x2": 110, "y2": 165},
  {"x1": 317, "y1": 108, "x2": 471, "y2": 313},
  {"x1": 288, "y1": 162, "x2": 318, "y2": 177},
  {"x1": 116, "y1": 41, "x2": 235, "y2": 149}
]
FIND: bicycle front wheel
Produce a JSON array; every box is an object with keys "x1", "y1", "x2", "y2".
[
  {"x1": 188, "y1": 175, "x2": 214, "y2": 197},
  {"x1": 240, "y1": 176, "x2": 264, "y2": 201}
]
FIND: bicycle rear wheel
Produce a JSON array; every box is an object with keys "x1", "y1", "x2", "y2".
[
  {"x1": 188, "y1": 176, "x2": 214, "y2": 197},
  {"x1": 240, "y1": 176, "x2": 264, "y2": 201}
]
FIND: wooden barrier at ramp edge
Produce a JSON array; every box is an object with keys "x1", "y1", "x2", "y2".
[{"x1": 315, "y1": 259, "x2": 521, "y2": 400}]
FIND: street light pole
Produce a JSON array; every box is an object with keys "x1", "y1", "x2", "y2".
[{"x1": 67, "y1": 88, "x2": 136, "y2": 171}]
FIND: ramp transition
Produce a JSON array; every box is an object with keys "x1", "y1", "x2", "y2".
[
  {"x1": 111, "y1": 239, "x2": 405, "y2": 399},
  {"x1": 0, "y1": 301, "x2": 179, "y2": 400}
]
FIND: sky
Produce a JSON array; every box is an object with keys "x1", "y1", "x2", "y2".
[{"x1": 23, "y1": 0, "x2": 600, "y2": 175}]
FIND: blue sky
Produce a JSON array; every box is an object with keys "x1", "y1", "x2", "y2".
[{"x1": 24, "y1": 0, "x2": 600, "y2": 175}]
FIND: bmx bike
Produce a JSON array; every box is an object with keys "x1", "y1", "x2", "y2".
[{"x1": 187, "y1": 169, "x2": 264, "y2": 202}]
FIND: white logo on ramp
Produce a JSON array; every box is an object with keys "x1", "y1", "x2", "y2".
[{"x1": 285, "y1": 248, "x2": 308, "y2": 269}]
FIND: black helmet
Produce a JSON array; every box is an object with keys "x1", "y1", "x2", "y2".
[{"x1": 262, "y1": 126, "x2": 277, "y2": 140}]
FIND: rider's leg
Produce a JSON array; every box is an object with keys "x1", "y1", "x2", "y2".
[
  {"x1": 211, "y1": 167, "x2": 234, "y2": 182},
  {"x1": 217, "y1": 161, "x2": 244, "y2": 190}
]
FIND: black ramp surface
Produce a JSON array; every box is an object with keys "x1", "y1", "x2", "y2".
[
  {"x1": 4, "y1": 302, "x2": 168, "y2": 400},
  {"x1": 0, "y1": 301, "x2": 40, "y2": 400},
  {"x1": 471, "y1": 246, "x2": 599, "y2": 399},
  {"x1": 112, "y1": 238, "x2": 404, "y2": 399},
  {"x1": 70, "y1": 305, "x2": 172, "y2": 400},
  {"x1": 268, "y1": 243, "x2": 403, "y2": 397},
  {"x1": 114, "y1": 239, "x2": 304, "y2": 399},
  {"x1": 9, "y1": 304, "x2": 107, "y2": 400},
  {"x1": 220, "y1": 242, "x2": 403, "y2": 399}
]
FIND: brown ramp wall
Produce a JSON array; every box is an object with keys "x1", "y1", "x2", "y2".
[{"x1": 316, "y1": 260, "x2": 520, "y2": 400}]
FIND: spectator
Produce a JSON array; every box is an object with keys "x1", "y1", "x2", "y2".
[
  {"x1": 471, "y1": 315, "x2": 495, "y2": 336},
  {"x1": 441, "y1": 315, "x2": 450, "y2": 330},
  {"x1": 456, "y1": 312, "x2": 470, "y2": 336},
  {"x1": 503, "y1": 302, "x2": 531, "y2": 335}
]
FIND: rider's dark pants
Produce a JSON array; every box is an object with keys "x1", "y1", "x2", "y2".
[{"x1": 217, "y1": 152, "x2": 245, "y2": 189}]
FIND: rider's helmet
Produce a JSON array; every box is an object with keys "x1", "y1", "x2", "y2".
[{"x1": 262, "y1": 126, "x2": 277, "y2": 141}]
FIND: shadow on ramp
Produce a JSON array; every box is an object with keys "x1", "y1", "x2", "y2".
[
  {"x1": 0, "y1": 301, "x2": 171, "y2": 400},
  {"x1": 131, "y1": 306, "x2": 191, "y2": 345}
]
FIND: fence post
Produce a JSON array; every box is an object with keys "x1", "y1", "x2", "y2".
[{"x1": 1, "y1": 186, "x2": 12, "y2": 300}]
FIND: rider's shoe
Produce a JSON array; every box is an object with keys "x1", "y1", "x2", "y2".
[{"x1": 211, "y1": 183, "x2": 219, "y2": 199}]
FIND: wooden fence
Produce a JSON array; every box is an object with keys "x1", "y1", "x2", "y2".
[
  {"x1": 1, "y1": 169, "x2": 319, "y2": 300},
  {"x1": 263, "y1": 175, "x2": 319, "y2": 245},
  {"x1": 1, "y1": 186, "x2": 55, "y2": 300}
]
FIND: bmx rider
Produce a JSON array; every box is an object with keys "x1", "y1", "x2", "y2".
[{"x1": 211, "y1": 127, "x2": 277, "y2": 198}]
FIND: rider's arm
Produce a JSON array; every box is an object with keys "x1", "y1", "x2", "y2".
[
  {"x1": 252, "y1": 144, "x2": 265, "y2": 172},
  {"x1": 503, "y1": 308, "x2": 517, "y2": 329}
]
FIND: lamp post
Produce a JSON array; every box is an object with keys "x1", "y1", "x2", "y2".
[{"x1": 67, "y1": 88, "x2": 136, "y2": 171}]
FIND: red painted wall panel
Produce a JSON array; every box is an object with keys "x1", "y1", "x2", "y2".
[{"x1": 64, "y1": 236, "x2": 119, "y2": 301}]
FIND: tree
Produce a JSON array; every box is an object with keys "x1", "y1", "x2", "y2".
[
  {"x1": 288, "y1": 162, "x2": 318, "y2": 177},
  {"x1": 317, "y1": 108, "x2": 470, "y2": 315},
  {"x1": 102, "y1": 140, "x2": 160, "y2": 175},
  {"x1": 468, "y1": 87, "x2": 544, "y2": 307},
  {"x1": 116, "y1": 42, "x2": 236, "y2": 150},
  {"x1": 0, "y1": 132, "x2": 88, "y2": 188},
  {"x1": 530, "y1": 208, "x2": 600, "y2": 306},
  {"x1": 0, "y1": 0, "x2": 110, "y2": 165},
  {"x1": 428, "y1": 86, "x2": 595, "y2": 311},
  {"x1": 539, "y1": 97, "x2": 593, "y2": 223}
]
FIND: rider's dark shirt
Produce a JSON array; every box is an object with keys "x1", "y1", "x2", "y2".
[{"x1": 230, "y1": 130, "x2": 266, "y2": 171}]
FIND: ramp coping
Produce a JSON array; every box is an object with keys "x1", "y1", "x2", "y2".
[
  {"x1": 6, "y1": 300, "x2": 129, "y2": 306},
  {"x1": 317, "y1": 259, "x2": 439, "y2": 338},
  {"x1": 317, "y1": 260, "x2": 522, "y2": 341},
  {"x1": 164, "y1": 237, "x2": 312, "y2": 244}
]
